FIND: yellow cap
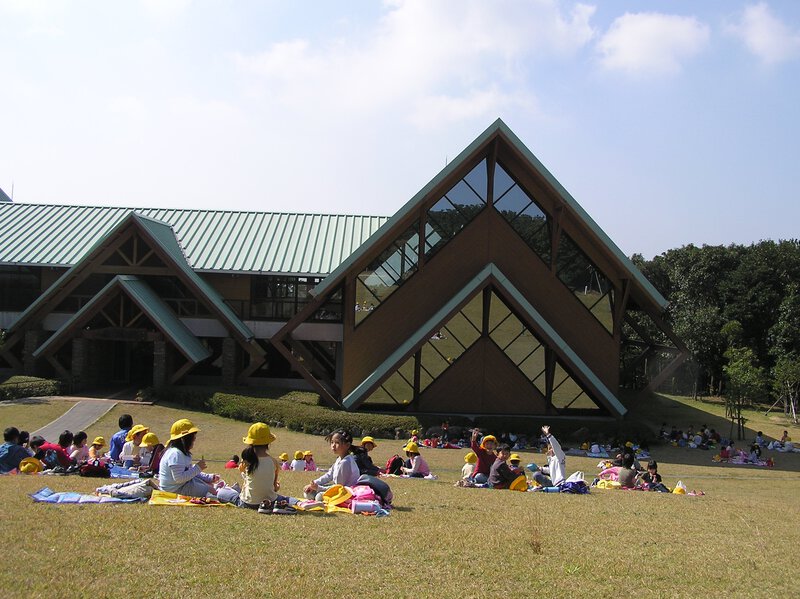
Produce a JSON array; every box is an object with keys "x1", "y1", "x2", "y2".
[
  {"x1": 464, "y1": 451, "x2": 477, "y2": 464},
  {"x1": 673, "y1": 486, "x2": 686, "y2": 495},
  {"x1": 322, "y1": 484, "x2": 352, "y2": 507},
  {"x1": 279, "y1": 452, "x2": 289, "y2": 461},
  {"x1": 125, "y1": 424, "x2": 150, "y2": 442},
  {"x1": 294, "y1": 450, "x2": 304, "y2": 460},
  {"x1": 168, "y1": 419, "x2": 201, "y2": 442},
  {"x1": 140, "y1": 432, "x2": 160, "y2": 447},
  {"x1": 410, "y1": 430, "x2": 418, "y2": 436},
  {"x1": 480, "y1": 435, "x2": 497, "y2": 450},
  {"x1": 509, "y1": 474, "x2": 528, "y2": 492},
  {"x1": 625, "y1": 441, "x2": 634, "y2": 448},
  {"x1": 303, "y1": 451, "x2": 313, "y2": 457},
  {"x1": 19, "y1": 457, "x2": 43, "y2": 474},
  {"x1": 403, "y1": 442, "x2": 420, "y2": 454},
  {"x1": 509, "y1": 453, "x2": 521, "y2": 462},
  {"x1": 91, "y1": 436, "x2": 106, "y2": 448},
  {"x1": 242, "y1": 423, "x2": 276, "y2": 446},
  {"x1": 361, "y1": 436, "x2": 377, "y2": 447}
]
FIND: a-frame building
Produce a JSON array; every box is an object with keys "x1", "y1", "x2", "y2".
[
  {"x1": 272, "y1": 119, "x2": 688, "y2": 418},
  {"x1": 0, "y1": 120, "x2": 687, "y2": 417}
]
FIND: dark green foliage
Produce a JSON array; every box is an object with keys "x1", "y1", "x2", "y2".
[
  {"x1": 634, "y1": 240, "x2": 800, "y2": 399},
  {"x1": 0, "y1": 376, "x2": 60, "y2": 401}
]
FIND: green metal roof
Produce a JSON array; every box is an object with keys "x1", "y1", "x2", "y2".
[
  {"x1": 342, "y1": 263, "x2": 626, "y2": 417},
  {"x1": 0, "y1": 204, "x2": 388, "y2": 275},
  {"x1": 313, "y1": 119, "x2": 667, "y2": 311},
  {"x1": 8, "y1": 212, "x2": 254, "y2": 342},
  {"x1": 33, "y1": 275, "x2": 212, "y2": 363}
]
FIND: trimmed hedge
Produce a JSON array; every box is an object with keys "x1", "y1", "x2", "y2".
[
  {"x1": 147, "y1": 386, "x2": 420, "y2": 438},
  {"x1": 0, "y1": 376, "x2": 61, "y2": 401}
]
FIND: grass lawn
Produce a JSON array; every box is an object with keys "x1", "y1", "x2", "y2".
[
  {"x1": 2, "y1": 398, "x2": 799, "y2": 597},
  {"x1": 0, "y1": 399, "x2": 72, "y2": 433}
]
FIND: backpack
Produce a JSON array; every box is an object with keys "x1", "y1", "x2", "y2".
[
  {"x1": 384, "y1": 455, "x2": 404, "y2": 475},
  {"x1": 40, "y1": 449, "x2": 61, "y2": 470},
  {"x1": 80, "y1": 459, "x2": 111, "y2": 478}
]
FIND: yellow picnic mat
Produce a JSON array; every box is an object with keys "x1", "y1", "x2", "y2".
[{"x1": 148, "y1": 489, "x2": 233, "y2": 507}]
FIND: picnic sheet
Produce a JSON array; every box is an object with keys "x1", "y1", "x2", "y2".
[
  {"x1": 148, "y1": 489, "x2": 232, "y2": 506},
  {"x1": 30, "y1": 486, "x2": 144, "y2": 504}
]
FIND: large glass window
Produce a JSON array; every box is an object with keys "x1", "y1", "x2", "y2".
[
  {"x1": 424, "y1": 159, "x2": 488, "y2": 259},
  {"x1": 251, "y1": 275, "x2": 327, "y2": 321},
  {"x1": 355, "y1": 222, "x2": 420, "y2": 325},
  {"x1": 488, "y1": 292, "x2": 546, "y2": 395},
  {"x1": 493, "y1": 163, "x2": 551, "y2": 264},
  {"x1": 555, "y1": 232, "x2": 614, "y2": 334}
]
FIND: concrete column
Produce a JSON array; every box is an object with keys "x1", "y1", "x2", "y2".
[
  {"x1": 153, "y1": 340, "x2": 167, "y2": 388},
  {"x1": 222, "y1": 337, "x2": 237, "y2": 387},
  {"x1": 72, "y1": 338, "x2": 88, "y2": 389},
  {"x1": 23, "y1": 330, "x2": 42, "y2": 376}
]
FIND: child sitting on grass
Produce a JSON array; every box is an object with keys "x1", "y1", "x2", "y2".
[
  {"x1": 531, "y1": 425, "x2": 566, "y2": 487},
  {"x1": 68, "y1": 431, "x2": 89, "y2": 463},
  {"x1": 400, "y1": 442, "x2": 430, "y2": 478},
  {"x1": 304, "y1": 429, "x2": 360, "y2": 501},
  {"x1": 225, "y1": 455, "x2": 240, "y2": 469},
  {"x1": 120, "y1": 425, "x2": 149, "y2": 468},
  {"x1": 509, "y1": 453, "x2": 523, "y2": 474},
  {"x1": 462, "y1": 451, "x2": 477, "y2": 480},
  {"x1": 303, "y1": 451, "x2": 316, "y2": 471},
  {"x1": 88, "y1": 437, "x2": 105, "y2": 460},
  {"x1": 279, "y1": 452, "x2": 290, "y2": 470},
  {"x1": 470, "y1": 429, "x2": 497, "y2": 484},
  {"x1": 158, "y1": 418, "x2": 233, "y2": 501},
  {"x1": 290, "y1": 450, "x2": 306, "y2": 471},
  {"x1": 139, "y1": 433, "x2": 163, "y2": 473},
  {"x1": 488, "y1": 443, "x2": 519, "y2": 489},
  {"x1": 354, "y1": 437, "x2": 380, "y2": 476},
  {"x1": 235, "y1": 423, "x2": 283, "y2": 511}
]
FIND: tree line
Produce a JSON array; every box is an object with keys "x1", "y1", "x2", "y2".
[{"x1": 631, "y1": 240, "x2": 800, "y2": 416}]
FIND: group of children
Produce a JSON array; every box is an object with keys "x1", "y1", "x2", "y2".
[
  {"x1": 455, "y1": 425, "x2": 566, "y2": 490},
  {"x1": 0, "y1": 421, "x2": 163, "y2": 475}
]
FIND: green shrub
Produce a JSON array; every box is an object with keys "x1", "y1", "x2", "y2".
[
  {"x1": 207, "y1": 393, "x2": 419, "y2": 438},
  {"x1": 0, "y1": 376, "x2": 61, "y2": 401},
  {"x1": 145, "y1": 386, "x2": 420, "y2": 438}
]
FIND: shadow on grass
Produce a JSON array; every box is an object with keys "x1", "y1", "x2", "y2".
[{"x1": 0, "y1": 397, "x2": 51, "y2": 405}]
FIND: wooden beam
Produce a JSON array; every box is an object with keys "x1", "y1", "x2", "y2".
[
  {"x1": 94, "y1": 266, "x2": 171, "y2": 275},
  {"x1": 46, "y1": 355, "x2": 71, "y2": 380},
  {"x1": 0, "y1": 346, "x2": 22, "y2": 369},
  {"x1": 169, "y1": 359, "x2": 196, "y2": 385},
  {"x1": 272, "y1": 339, "x2": 341, "y2": 408}
]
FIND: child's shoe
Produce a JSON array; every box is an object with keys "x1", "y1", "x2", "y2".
[
  {"x1": 257, "y1": 500, "x2": 274, "y2": 514},
  {"x1": 272, "y1": 498, "x2": 297, "y2": 515}
]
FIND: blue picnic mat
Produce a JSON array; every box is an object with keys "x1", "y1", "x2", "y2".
[{"x1": 30, "y1": 486, "x2": 145, "y2": 504}]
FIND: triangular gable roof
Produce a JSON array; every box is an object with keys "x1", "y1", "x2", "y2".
[
  {"x1": 342, "y1": 263, "x2": 626, "y2": 417},
  {"x1": 313, "y1": 118, "x2": 667, "y2": 312},
  {"x1": 8, "y1": 211, "x2": 253, "y2": 342},
  {"x1": 33, "y1": 275, "x2": 212, "y2": 364}
]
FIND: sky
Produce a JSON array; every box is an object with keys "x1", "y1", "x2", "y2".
[{"x1": 1, "y1": 0, "x2": 799, "y2": 259}]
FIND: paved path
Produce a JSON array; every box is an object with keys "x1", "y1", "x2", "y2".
[{"x1": 33, "y1": 400, "x2": 117, "y2": 440}]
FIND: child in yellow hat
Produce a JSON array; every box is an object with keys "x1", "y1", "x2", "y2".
[
  {"x1": 302, "y1": 451, "x2": 316, "y2": 472},
  {"x1": 88, "y1": 436, "x2": 106, "y2": 460},
  {"x1": 120, "y1": 424, "x2": 149, "y2": 468},
  {"x1": 158, "y1": 418, "x2": 232, "y2": 500},
  {"x1": 279, "y1": 452, "x2": 290, "y2": 470},
  {"x1": 238, "y1": 423, "x2": 289, "y2": 512},
  {"x1": 462, "y1": 451, "x2": 477, "y2": 480},
  {"x1": 353, "y1": 436, "x2": 380, "y2": 476},
  {"x1": 290, "y1": 450, "x2": 306, "y2": 471},
  {"x1": 400, "y1": 442, "x2": 430, "y2": 478},
  {"x1": 138, "y1": 432, "x2": 162, "y2": 471},
  {"x1": 469, "y1": 429, "x2": 497, "y2": 484}
]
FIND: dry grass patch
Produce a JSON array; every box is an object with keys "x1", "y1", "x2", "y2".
[
  {"x1": 3, "y1": 400, "x2": 800, "y2": 597},
  {"x1": 0, "y1": 398, "x2": 72, "y2": 433}
]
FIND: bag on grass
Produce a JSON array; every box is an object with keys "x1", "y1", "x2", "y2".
[
  {"x1": 384, "y1": 455, "x2": 404, "y2": 475},
  {"x1": 80, "y1": 459, "x2": 111, "y2": 478}
]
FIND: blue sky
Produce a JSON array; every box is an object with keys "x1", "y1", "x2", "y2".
[{"x1": 1, "y1": 1, "x2": 798, "y2": 258}]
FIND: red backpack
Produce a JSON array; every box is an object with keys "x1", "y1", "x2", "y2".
[{"x1": 384, "y1": 455, "x2": 404, "y2": 475}]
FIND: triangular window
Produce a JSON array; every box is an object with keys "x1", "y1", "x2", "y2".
[{"x1": 493, "y1": 163, "x2": 551, "y2": 264}]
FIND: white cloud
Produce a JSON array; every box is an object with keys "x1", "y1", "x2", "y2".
[
  {"x1": 727, "y1": 2, "x2": 800, "y2": 65},
  {"x1": 597, "y1": 12, "x2": 710, "y2": 75},
  {"x1": 233, "y1": 0, "x2": 597, "y2": 129}
]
